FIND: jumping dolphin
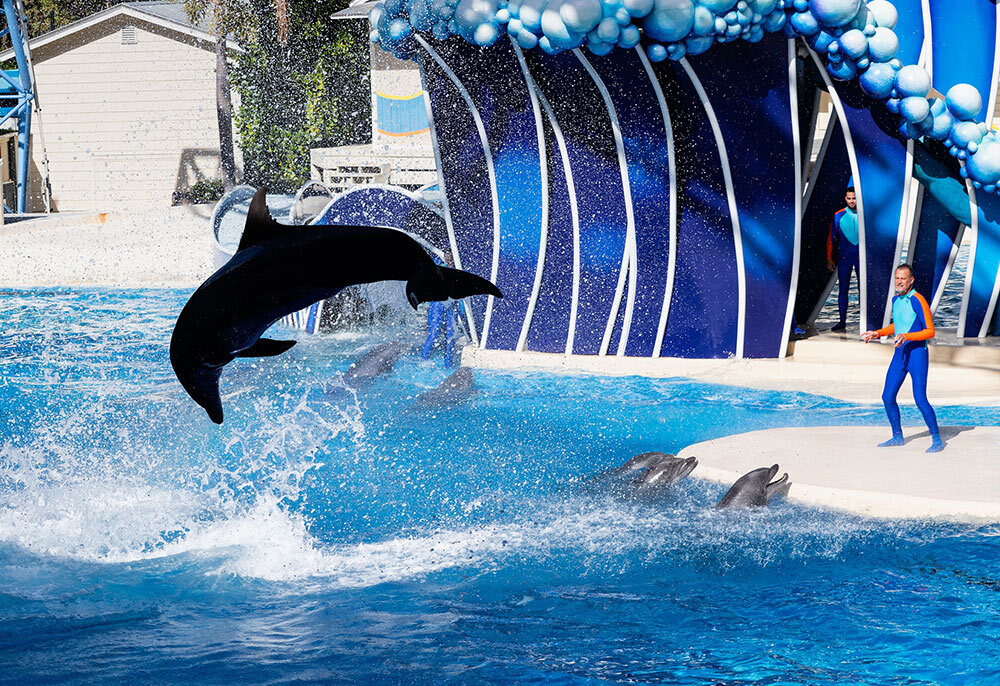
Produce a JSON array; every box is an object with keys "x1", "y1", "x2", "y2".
[
  {"x1": 635, "y1": 455, "x2": 698, "y2": 487},
  {"x1": 343, "y1": 341, "x2": 411, "y2": 388},
  {"x1": 715, "y1": 464, "x2": 789, "y2": 509},
  {"x1": 170, "y1": 188, "x2": 502, "y2": 424},
  {"x1": 413, "y1": 366, "x2": 476, "y2": 406}
]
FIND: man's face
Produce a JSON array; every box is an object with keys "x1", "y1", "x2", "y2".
[
  {"x1": 895, "y1": 268, "x2": 914, "y2": 295},
  {"x1": 845, "y1": 191, "x2": 857, "y2": 210}
]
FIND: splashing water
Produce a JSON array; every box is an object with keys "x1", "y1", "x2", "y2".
[{"x1": 1, "y1": 289, "x2": 999, "y2": 683}]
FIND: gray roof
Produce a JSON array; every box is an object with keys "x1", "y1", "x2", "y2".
[
  {"x1": 0, "y1": 0, "x2": 241, "y2": 61},
  {"x1": 120, "y1": 2, "x2": 215, "y2": 33}
]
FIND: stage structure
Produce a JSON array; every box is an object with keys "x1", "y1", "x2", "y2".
[{"x1": 322, "y1": 0, "x2": 1000, "y2": 356}]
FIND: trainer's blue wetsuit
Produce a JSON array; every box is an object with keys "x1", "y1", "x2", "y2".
[
  {"x1": 421, "y1": 301, "x2": 456, "y2": 367},
  {"x1": 827, "y1": 207, "x2": 860, "y2": 327},
  {"x1": 874, "y1": 289, "x2": 942, "y2": 451}
]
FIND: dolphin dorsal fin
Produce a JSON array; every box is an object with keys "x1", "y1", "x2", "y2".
[{"x1": 238, "y1": 187, "x2": 286, "y2": 251}]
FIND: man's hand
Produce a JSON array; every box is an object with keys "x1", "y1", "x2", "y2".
[
  {"x1": 894, "y1": 334, "x2": 908, "y2": 347},
  {"x1": 861, "y1": 330, "x2": 879, "y2": 343},
  {"x1": 826, "y1": 258, "x2": 835, "y2": 272}
]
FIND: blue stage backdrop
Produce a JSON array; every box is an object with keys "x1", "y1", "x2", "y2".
[{"x1": 331, "y1": 0, "x2": 1000, "y2": 357}]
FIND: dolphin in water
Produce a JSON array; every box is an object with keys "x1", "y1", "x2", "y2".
[
  {"x1": 413, "y1": 366, "x2": 476, "y2": 406},
  {"x1": 343, "y1": 341, "x2": 411, "y2": 388},
  {"x1": 170, "y1": 188, "x2": 502, "y2": 424},
  {"x1": 715, "y1": 464, "x2": 789, "y2": 509},
  {"x1": 634, "y1": 455, "x2": 698, "y2": 487},
  {"x1": 594, "y1": 451, "x2": 697, "y2": 487}
]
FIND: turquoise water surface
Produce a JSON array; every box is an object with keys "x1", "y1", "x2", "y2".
[{"x1": 1, "y1": 289, "x2": 999, "y2": 684}]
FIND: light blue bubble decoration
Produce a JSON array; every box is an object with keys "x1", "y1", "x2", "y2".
[
  {"x1": 368, "y1": 0, "x2": 1000, "y2": 193},
  {"x1": 946, "y1": 83, "x2": 983, "y2": 121},
  {"x1": 809, "y1": 0, "x2": 860, "y2": 27},
  {"x1": 642, "y1": 0, "x2": 695, "y2": 43},
  {"x1": 894, "y1": 64, "x2": 930, "y2": 98},
  {"x1": 864, "y1": 0, "x2": 895, "y2": 28}
]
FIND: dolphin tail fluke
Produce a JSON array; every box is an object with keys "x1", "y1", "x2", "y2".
[
  {"x1": 236, "y1": 338, "x2": 296, "y2": 358},
  {"x1": 441, "y1": 267, "x2": 502, "y2": 300},
  {"x1": 405, "y1": 266, "x2": 503, "y2": 309}
]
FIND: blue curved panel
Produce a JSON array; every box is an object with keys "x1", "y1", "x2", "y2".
[
  {"x1": 905, "y1": 0, "x2": 998, "y2": 324},
  {"x1": 525, "y1": 49, "x2": 628, "y2": 355},
  {"x1": 966, "y1": 193, "x2": 1000, "y2": 337},
  {"x1": 648, "y1": 58, "x2": 739, "y2": 358},
  {"x1": 587, "y1": 48, "x2": 672, "y2": 357},
  {"x1": 690, "y1": 35, "x2": 796, "y2": 358},
  {"x1": 428, "y1": 38, "x2": 543, "y2": 350},
  {"x1": 415, "y1": 38, "x2": 496, "y2": 333},
  {"x1": 524, "y1": 108, "x2": 574, "y2": 353},
  {"x1": 313, "y1": 186, "x2": 448, "y2": 254}
]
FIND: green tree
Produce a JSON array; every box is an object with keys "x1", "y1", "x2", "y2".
[{"x1": 227, "y1": 0, "x2": 370, "y2": 192}]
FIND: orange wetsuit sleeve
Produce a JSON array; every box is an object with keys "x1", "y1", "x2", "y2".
[
  {"x1": 902, "y1": 293, "x2": 935, "y2": 341},
  {"x1": 874, "y1": 323, "x2": 895, "y2": 338}
]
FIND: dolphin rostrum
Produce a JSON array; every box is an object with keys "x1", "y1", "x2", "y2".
[
  {"x1": 715, "y1": 464, "x2": 789, "y2": 509},
  {"x1": 170, "y1": 188, "x2": 502, "y2": 424},
  {"x1": 635, "y1": 455, "x2": 698, "y2": 487}
]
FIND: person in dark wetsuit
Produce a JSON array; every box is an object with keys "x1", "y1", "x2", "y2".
[
  {"x1": 862, "y1": 263, "x2": 943, "y2": 453},
  {"x1": 827, "y1": 187, "x2": 860, "y2": 332}
]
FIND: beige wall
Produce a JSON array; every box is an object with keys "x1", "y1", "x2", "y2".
[{"x1": 26, "y1": 16, "x2": 235, "y2": 212}]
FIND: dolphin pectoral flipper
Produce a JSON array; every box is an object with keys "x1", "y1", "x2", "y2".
[{"x1": 236, "y1": 338, "x2": 297, "y2": 358}]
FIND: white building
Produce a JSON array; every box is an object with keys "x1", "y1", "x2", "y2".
[{"x1": 0, "y1": 1, "x2": 241, "y2": 212}]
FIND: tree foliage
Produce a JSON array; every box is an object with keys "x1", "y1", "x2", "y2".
[{"x1": 227, "y1": 0, "x2": 370, "y2": 192}]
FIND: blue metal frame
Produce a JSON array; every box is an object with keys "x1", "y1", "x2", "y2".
[{"x1": 0, "y1": 0, "x2": 34, "y2": 213}]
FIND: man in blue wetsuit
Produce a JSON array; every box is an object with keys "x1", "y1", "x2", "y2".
[
  {"x1": 421, "y1": 300, "x2": 457, "y2": 367},
  {"x1": 827, "y1": 187, "x2": 860, "y2": 333},
  {"x1": 862, "y1": 264, "x2": 943, "y2": 453}
]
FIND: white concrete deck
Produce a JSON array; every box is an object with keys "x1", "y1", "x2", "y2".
[
  {"x1": 0, "y1": 206, "x2": 215, "y2": 289},
  {"x1": 461, "y1": 335, "x2": 1000, "y2": 406},
  {"x1": 678, "y1": 426, "x2": 1000, "y2": 521}
]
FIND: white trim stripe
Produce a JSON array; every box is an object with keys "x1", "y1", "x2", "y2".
[
  {"x1": 637, "y1": 48, "x2": 678, "y2": 359},
  {"x1": 415, "y1": 43, "x2": 479, "y2": 345},
  {"x1": 512, "y1": 40, "x2": 550, "y2": 353},
  {"x1": 416, "y1": 36, "x2": 501, "y2": 347},
  {"x1": 679, "y1": 57, "x2": 747, "y2": 358},
  {"x1": 780, "y1": 39, "x2": 803, "y2": 360},
  {"x1": 525, "y1": 74, "x2": 582, "y2": 356},
  {"x1": 573, "y1": 49, "x2": 638, "y2": 357},
  {"x1": 958, "y1": 180, "x2": 978, "y2": 337}
]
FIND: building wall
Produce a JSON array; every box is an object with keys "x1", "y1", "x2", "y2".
[{"x1": 27, "y1": 15, "x2": 232, "y2": 212}]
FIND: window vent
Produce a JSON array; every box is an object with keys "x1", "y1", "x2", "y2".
[{"x1": 121, "y1": 25, "x2": 137, "y2": 44}]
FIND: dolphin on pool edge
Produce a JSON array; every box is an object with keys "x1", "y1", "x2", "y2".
[
  {"x1": 715, "y1": 464, "x2": 789, "y2": 509},
  {"x1": 169, "y1": 188, "x2": 503, "y2": 424}
]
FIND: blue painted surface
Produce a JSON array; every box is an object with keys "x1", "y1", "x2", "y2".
[
  {"x1": 314, "y1": 187, "x2": 448, "y2": 250},
  {"x1": 966, "y1": 192, "x2": 1000, "y2": 336},
  {"x1": 691, "y1": 36, "x2": 797, "y2": 358},
  {"x1": 523, "y1": 88, "x2": 575, "y2": 354},
  {"x1": 526, "y1": 50, "x2": 628, "y2": 355},
  {"x1": 3, "y1": 289, "x2": 1000, "y2": 683},
  {"x1": 588, "y1": 48, "x2": 672, "y2": 357},
  {"x1": 416, "y1": 39, "x2": 495, "y2": 332},
  {"x1": 648, "y1": 58, "x2": 739, "y2": 358}
]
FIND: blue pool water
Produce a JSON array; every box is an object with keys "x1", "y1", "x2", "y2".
[{"x1": 2, "y1": 289, "x2": 1000, "y2": 684}]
